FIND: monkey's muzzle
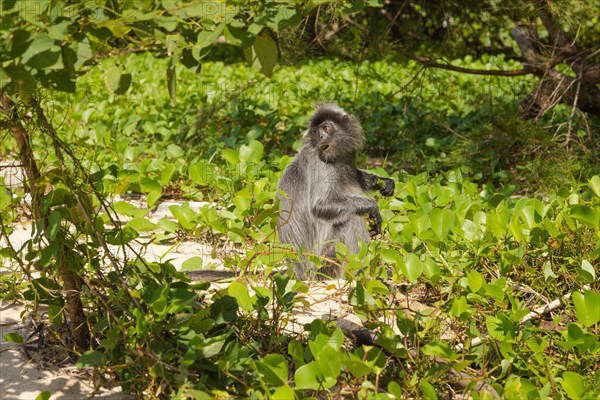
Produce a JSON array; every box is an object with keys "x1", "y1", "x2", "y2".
[{"x1": 320, "y1": 144, "x2": 329, "y2": 151}]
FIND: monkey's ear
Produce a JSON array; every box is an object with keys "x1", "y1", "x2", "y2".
[{"x1": 342, "y1": 114, "x2": 350, "y2": 122}]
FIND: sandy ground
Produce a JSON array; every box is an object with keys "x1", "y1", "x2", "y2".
[
  {"x1": 0, "y1": 202, "x2": 350, "y2": 399},
  {"x1": 0, "y1": 301, "x2": 133, "y2": 400}
]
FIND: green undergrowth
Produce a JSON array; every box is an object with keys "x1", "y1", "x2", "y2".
[
  {"x1": 1, "y1": 54, "x2": 599, "y2": 399},
  {"x1": 13, "y1": 52, "x2": 598, "y2": 196}
]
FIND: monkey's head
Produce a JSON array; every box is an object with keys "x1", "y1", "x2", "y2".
[{"x1": 305, "y1": 103, "x2": 364, "y2": 163}]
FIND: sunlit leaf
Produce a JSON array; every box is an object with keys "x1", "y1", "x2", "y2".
[
  {"x1": 77, "y1": 350, "x2": 102, "y2": 368},
  {"x1": 572, "y1": 290, "x2": 600, "y2": 327},
  {"x1": 243, "y1": 33, "x2": 278, "y2": 77}
]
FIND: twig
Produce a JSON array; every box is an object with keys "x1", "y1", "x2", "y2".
[
  {"x1": 455, "y1": 284, "x2": 592, "y2": 352},
  {"x1": 406, "y1": 53, "x2": 533, "y2": 77}
]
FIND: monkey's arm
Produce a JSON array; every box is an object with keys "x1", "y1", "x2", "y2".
[
  {"x1": 356, "y1": 169, "x2": 395, "y2": 196},
  {"x1": 312, "y1": 196, "x2": 382, "y2": 235}
]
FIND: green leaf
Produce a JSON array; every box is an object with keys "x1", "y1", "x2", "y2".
[
  {"x1": 3, "y1": 332, "x2": 23, "y2": 344},
  {"x1": 388, "y1": 381, "x2": 403, "y2": 398},
  {"x1": 422, "y1": 256, "x2": 441, "y2": 280},
  {"x1": 544, "y1": 260, "x2": 557, "y2": 280},
  {"x1": 401, "y1": 253, "x2": 423, "y2": 283},
  {"x1": 3, "y1": 64, "x2": 37, "y2": 95},
  {"x1": 461, "y1": 219, "x2": 481, "y2": 242},
  {"x1": 169, "y1": 203, "x2": 197, "y2": 230},
  {"x1": 77, "y1": 350, "x2": 103, "y2": 368},
  {"x1": 166, "y1": 144, "x2": 184, "y2": 158},
  {"x1": 48, "y1": 304, "x2": 62, "y2": 326},
  {"x1": 563, "y1": 323, "x2": 586, "y2": 348},
  {"x1": 182, "y1": 256, "x2": 203, "y2": 270},
  {"x1": 421, "y1": 341, "x2": 455, "y2": 361},
  {"x1": 450, "y1": 296, "x2": 469, "y2": 320},
  {"x1": 228, "y1": 282, "x2": 253, "y2": 312},
  {"x1": 467, "y1": 270, "x2": 483, "y2": 292},
  {"x1": 243, "y1": 33, "x2": 278, "y2": 77},
  {"x1": 486, "y1": 316, "x2": 506, "y2": 340},
  {"x1": 254, "y1": 354, "x2": 288, "y2": 386},
  {"x1": 418, "y1": 380, "x2": 438, "y2": 399},
  {"x1": 103, "y1": 66, "x2": 131, "y2": 94},
  {"x1": 194, "y1": 335, "x2": 227, "y2": 359},
  {"x1": 485, "y1": 281, "x2": 505, "y2": 303},
  {"x1": 146, "y1": 191, "x2": 162, "y2": 208},
  {"x1": 47, "y1": 210, "x2": 62, "y2": 241},
  {"x1": 560, "y1": 371, "x2": 585, "y2": 400},
  {"x1": 581, "y1": 260, "x2": 596, "y2": 281},
  {"x1": 295, "y1": 361, "x2": 335, "y2": 390},
  {"x1": 429, "y1": 208, "x2": 454, "y2": 241},
  {"x1": 224, "y1": 25, "x2": 254, "y2": 47},
  {"x1": 22, "y1": 34, "x2": 62, "y2": 70},
  {"x1": 345, "y1": 355, "x2": 371, "y2": 378},
  {"x1": 288, "y1": 340, "x2": 305, "y2": 368},
  {"x1": 160, "y1": 163, "x2": 177, "y2": 185},
  {"x1": 570, "y1": 205, "x2": 599, "y2": 228},
  {"x1": 210, "y1": 295, "x2": 238, "y2": 324},
  {"x1": 589, "y1": 175, "x2": 600, "y2": 197},
  {"x1": 572, "y1": 290, "x2": 600, "y2": 327},
  {"x1": 167, "y1": 54, "x2": 177, "y2": 106},
  {"x1": 315, "y1": 345, "x2": 342, "y2": 378},
  {"x1": 221, "y1": 149, "x2": 239, "y2": 165},
  {"x1": 271, "y1": 385, "x2": 294, "y2": 400},
  {"x1": 197, "y1": 24, "x2": 225, "y2": 49},
  {"x1": 47, "y1": 21, "x2": 70, "y2": 40},
  {"x1": 239, "y1": 140, "x2": 264, "y2": 163},
  {"x1": 233, "y1": 190, "x2": 252, "y2": 210},
  {"x1": 112, "y1": 201, "x2": 136, "y2": 216},
  {"x1": 125, "y1": 217, "x2": 157, "y2": 232},
  {"x1": 189, "y1": 161, "x2": 214, "y2": 185},
  {"x1": 35, "y1": 391, "x2": 51, "y2": 400},
  {"x1": 105, "y1": 226, "x2": 139, "y2": 245}
]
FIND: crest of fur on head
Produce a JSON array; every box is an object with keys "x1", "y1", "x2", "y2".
[{"x1": 304, "y1": 103, "x2": 365, "y2": 163}]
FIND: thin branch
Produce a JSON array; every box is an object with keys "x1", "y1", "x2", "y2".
[
  {"x1": 455, "y1": 284, "x2": 592, "y2": 352},
  {"x1": 406, "y1": 53, "x2": 533, "y2": 77},
  {"x1": 89, "y1": 46, "x2": 150, "y2": 62}
]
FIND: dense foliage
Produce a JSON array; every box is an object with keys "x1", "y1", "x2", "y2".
[{"x1": 1, "y1": 0, "x2": 599, "y2": 399}]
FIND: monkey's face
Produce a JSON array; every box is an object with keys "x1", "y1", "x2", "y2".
[
  {"x1": 310, "y1": 121, "x2": 338, "y2": 162},
  {"x1": 305, "y1": 103, "x2": 364, "y2": 163}
]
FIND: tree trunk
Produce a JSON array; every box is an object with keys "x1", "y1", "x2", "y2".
[{"x1": 1, "y1": 92, "x2": 90, "y2": 353}]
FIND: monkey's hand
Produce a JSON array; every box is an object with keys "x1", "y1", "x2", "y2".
[
  {"x1": 379, "y1": 178, "x2": 395, "y2": 197},
  {"x1": 368, "y1": 207, "x2": 382, "y2": 237}
]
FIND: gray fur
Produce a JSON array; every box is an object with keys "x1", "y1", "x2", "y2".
[{"x1": 277, "y1": 103, "x2": 395, "y2": 280}]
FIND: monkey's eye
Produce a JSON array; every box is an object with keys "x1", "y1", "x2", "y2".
[{"x1": 321, "y1": 124, "x2": 332, "y2": 134}]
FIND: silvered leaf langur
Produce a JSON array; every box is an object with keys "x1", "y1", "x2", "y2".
[{"x1": 277, "y1": 103, "x2": 394, "y2": 280}]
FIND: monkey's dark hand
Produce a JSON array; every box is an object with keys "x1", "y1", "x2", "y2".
[
  {"x1": 368, "y1": 208, "x2": 382, "y2": 236},
  {"x1": 379, "y1": 178, "x2": 395, "y2": 197}
]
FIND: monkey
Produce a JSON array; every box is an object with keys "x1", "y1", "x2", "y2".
[{"x1": 277, "y1": 103, "x2": 395, "y2": 280}]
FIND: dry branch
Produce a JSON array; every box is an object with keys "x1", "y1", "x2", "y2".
[
  {"x1": 330, "y1": 317, "x2": 500, "y2": 398},
  {"x1": 406, "y1": 53, "x2": 532, "y2": 77}
]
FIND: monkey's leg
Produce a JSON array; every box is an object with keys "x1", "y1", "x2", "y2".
[
  {"x1": 277, "y1": 209, "x2": 315, "y2": 281},
  {"x1": 357, "y1": 169, "x2": 395, "y2": 196},
  {"x1": 316, "y1": 240, "x2": 342, "y2": 280},
  {"x1": 339, "y1": 216, "x2": 370, "y2": 254}
]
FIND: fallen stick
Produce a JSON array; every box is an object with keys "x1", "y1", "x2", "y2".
[
  {"x1": 455, "y1": 284, "x2": 592, "y2": 352},
  {"x1": 330, "y1": 317, "x2": 500, "y2": 398}
]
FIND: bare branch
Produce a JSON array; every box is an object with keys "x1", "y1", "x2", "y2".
[{"x1": 406, "y1": 53, "x2": 533, "y2": 77}]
